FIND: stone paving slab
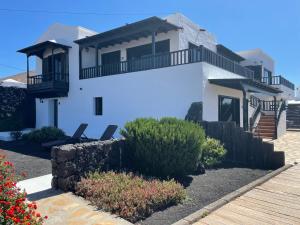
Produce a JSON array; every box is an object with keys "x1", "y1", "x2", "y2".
[
  {"x1": 36, "y1": 192, "x2": 132, "y2": 225},
  {"x1": 273, "y1": 131, "x2": 300, "y2": 164}
]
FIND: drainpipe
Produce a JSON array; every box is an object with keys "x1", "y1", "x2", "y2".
[
  {"x1": 242, "y1": 89, "x2": 249, "y2": 131},
  {"x1": 152, "y1": 31, "x2": 156, "y2": 68},
  {"x1": 274, "y1": 96, "x2": 278, "y2": 139},
  {"x1": 26, "y1": 55, "x2": 29, "y2": 85}
]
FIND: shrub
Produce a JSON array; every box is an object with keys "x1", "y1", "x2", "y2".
[
  {"x1": 201, "y1": 138, "x2": 227, "y2": 167},
  {"x1": 0, "y1": 154, "x2": 47, "y2": 224},
  {"x1": 121, "y1": 117, "x2": 205, "y2": 177},
  {"x1": 10, "y1": 130, "x2": 23, "y2": 140},
  {"x1": 75, "y1": 171, "x2": 186, "y2": 222},
  {"x1": 22, "y1": 127, "x2": 66, "y2": 143}
]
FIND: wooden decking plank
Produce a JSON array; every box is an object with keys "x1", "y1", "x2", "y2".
[
  {"x1": 214, "y1": 207, "x2": 271, "y2": 225},
  {"x1": 232, "y1": 198, "x2": 300, "y2": 223},
  {"x1": 269, "y1": 176, "x2": 300, "y2": 187},
  {"x1": 235, "y1": 197, "x2": 300, "y2": 220},
  {"x1": 225, "y1": 202, "x2": 293, "y2": 224},
  {"x1": 247, "y1": 189, "x2": 300, "y2": 207},
  {"x1": 256, "y1": 186, "x2": 300, "y2": 199},
  {"x1": 200, "y1": 214, "x2": 235, "y2": 225},
  {"x1": 260, "y1": 181, "x2": 300, "y2": 196}
]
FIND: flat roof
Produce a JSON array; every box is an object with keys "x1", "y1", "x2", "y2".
[
  {"x1": 209, "y1": 78, "x2": 282, "y2": 94},
  {"x1": 217, "y1": 44, "x2": 245, "y2": 62},
  {"x1": 74, "y1": 16, "x2": 181, "y2": 48},
  {"x1": 18, "y1": 41, "x2": 71, "y2": 57}
]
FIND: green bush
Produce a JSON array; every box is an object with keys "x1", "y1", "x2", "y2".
[
  {"x1": 121, "y1": 117, "x2": 205, "y2": 177},
  {"x1": 22, "y1": 127, "x2": 66, "y2": 143},
  {"x1": 76, "y1": 171, "x2": 186, "y2": 222},
  {"x1": 201, "y1": 137, "x2": 227, "y2": 167}
]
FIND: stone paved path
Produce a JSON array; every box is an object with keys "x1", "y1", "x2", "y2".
[
  {"x1": 36, "y1": 192, "x2": 132, "y2": 225},
  {"x1": 193, "y1": 131, "x2": 300, "y2": 225},
  {"x1": 273, "y1": 131, "x2": 300, "y2": 164}
]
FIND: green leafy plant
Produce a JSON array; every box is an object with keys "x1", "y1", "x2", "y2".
[
  {"x1": 201, "y1": 137, "x2": 227, "y2": 167},
  {"x1": 22, "y1": 127, "x2": 66, "y2": 143},
  {"x1": 75, "y1": 171, "x2": 186, "y2": 222},
  {"x1": 121, "y1": 117, "x2": 205, "y2": 177}
]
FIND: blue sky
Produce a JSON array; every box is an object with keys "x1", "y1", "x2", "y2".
[{"x1": 0, "y1": 0, "x2": 299, "y2": 85}]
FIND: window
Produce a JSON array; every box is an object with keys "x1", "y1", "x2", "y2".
[{"x1": 94, "y1": 97, "x2": 103, "y2": 115}]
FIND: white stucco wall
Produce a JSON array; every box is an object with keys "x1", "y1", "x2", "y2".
[
  {"x1": 36, "y1": 63, "x2": 204, "y2": 138},
  {"x1": 165, "y1": 13, "x2": 217, "y2": 52},
  {"x1": 238, "y1": 49, "x2": 275, "y2": 74},
  {"x1": 201, "y1": 63, "x2": 245, "y2": 127},
  {"x1": 277, "y1": 110, "x2": 286, "y2": 138}
]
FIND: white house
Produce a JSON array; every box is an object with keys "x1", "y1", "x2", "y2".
[{"x1": 18, "y1": 13, "x2": 295, "y2": 139}]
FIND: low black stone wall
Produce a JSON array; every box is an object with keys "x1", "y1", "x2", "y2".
[
  {"x1": 199, "y1": 121, "x2": 285, "y2": 169},
  {"x1": 51, "y1": 139, "x2": 124, "y2": 191}
]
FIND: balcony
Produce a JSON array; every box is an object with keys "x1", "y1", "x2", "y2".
[
  {"x1": 261, "y1": 75, "x2": 295, "y2": 90},
  {"x1": 80, "y1": 46, "x2": 255, "y2": 80},
  {"x1": 27, "y1": 73, "x2": 69, "y2": 98}
]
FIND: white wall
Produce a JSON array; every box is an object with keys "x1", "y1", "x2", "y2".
[
  {"x1": 37, "y1": 63, "x2": 203, "y2": 138},
  {"x1": 165, "y1": 13, "x2": 217, "y2": 52},
  {"x1": 201, "y1": 63, "x2": 245, "y2": 127},
  {"x1": 238, "y1": 49, "x2": 275, "y2": 74},
  {"x1": 277, "y1": 110, "x2": 286, "y2": 138}
]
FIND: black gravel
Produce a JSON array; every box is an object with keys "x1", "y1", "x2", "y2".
[
  {"x1": 0, "y1": 141, "x2": 51, "y2": 180},
  {"x1": 137, "y1": 167, "x2": 271, "y2": 225}
]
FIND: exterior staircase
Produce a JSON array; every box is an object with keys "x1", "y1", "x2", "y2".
[
  {"x1": 254, "y1": 114, "x2": 276, "y2": 139},
  {"x1": 287, "y1": 104, "x2": 300, "y2": 129}
]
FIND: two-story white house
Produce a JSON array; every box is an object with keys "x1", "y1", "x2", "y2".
[{"x1": 18, "y1": 13, "x2": 295, "y2": 139}]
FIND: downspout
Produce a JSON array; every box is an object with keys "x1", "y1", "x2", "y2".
[{"x1": 274, "y1": 96, "x2": 278, "y2": 139}]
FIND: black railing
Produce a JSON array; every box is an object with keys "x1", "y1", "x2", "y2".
[
  {"x1": 249, "y1": 95, "x2": 260, "y2": 108},
  {"x1": 261, "y1": 75, "x2": 295, "y2": 90},
  {"x1": 80, "y1": 46, "x2": 254, "y2": 80},
  {"x1": 28, "y1": 73, "x2": 69, "y2": 85}
]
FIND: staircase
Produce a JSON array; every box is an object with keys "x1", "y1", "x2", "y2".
[
  {"x1": 254, "y1": 114, "x2": 276, "y2": 139},
  {"x1": 287, "y1": 104, "x2": 300, "y2": 129}
]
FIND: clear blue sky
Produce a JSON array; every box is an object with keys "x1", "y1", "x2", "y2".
[{"x1": 0, "y1": 0, "x2": 299, "y2": 85}]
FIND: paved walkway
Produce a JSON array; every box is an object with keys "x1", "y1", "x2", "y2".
[
  {"x1": 193, "y1": 131, "x2": 300, "y2": 225},
  {"x1": 273, "y1": 131, "x2": 300, "y2": 164},
  {"x1": 36, "y1": 192, "x2": 132, "y2": 225}
]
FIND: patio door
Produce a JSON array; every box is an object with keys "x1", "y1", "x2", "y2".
[{"x1": 218, "y1": 96, "x2": 240, "y2": 126}]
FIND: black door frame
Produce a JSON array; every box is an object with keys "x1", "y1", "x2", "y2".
[
  {"x1": 53, "y1": 99, "x2": 58, "y2": 128},
  {"x1": 218, "y1": 95, "x2": 240, "y2": 126}
]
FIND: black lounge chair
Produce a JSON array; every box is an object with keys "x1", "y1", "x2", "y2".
[
  {"x1": 100, "y1": 125, "x2": 118, "y2": 141},
  {"x1": 42, "y1": 123, "x2": 88, "y2": 148}
]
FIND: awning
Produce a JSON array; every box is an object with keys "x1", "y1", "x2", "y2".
[
  {"x1": 74, "y1": 16, "x2": 181, "y2": 48},
  {"x1": 18, "y1": 41, "x2": 71, "y2": 58},
  {"x1": 209, "y1": 78, "x2": 282, "y2": 95}
]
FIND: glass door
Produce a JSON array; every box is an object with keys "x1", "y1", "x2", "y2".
[{"x1": 218, "y1": 96, "x2": 240, "y2": 126}]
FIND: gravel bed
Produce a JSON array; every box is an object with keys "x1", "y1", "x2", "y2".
[
  {"x1": 137, "y1": 167, "x2": 271, "y2": 225},
  {"x1": 0, "y1": 141, "x2": 51, "y2": 180}
]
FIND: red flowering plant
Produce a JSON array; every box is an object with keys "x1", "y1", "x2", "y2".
[{"x1": 0, "y1": 154, "x2": 47, "y2": 224}]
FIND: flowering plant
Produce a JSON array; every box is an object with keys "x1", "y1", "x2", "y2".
[{"x1": 0, "y1": 154, "x2": 47, "y2": 224}]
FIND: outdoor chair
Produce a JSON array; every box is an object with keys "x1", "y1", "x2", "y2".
[
  {"x1": 42, "y1": 123, "x2": 88, "y2": 148},
  {"x1": 99, "y1": 125, "x2": 118, "y2": 141}
]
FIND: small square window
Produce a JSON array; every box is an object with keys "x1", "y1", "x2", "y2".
[{"x1": 94, "y1": 97, "x2": 103, "y2": 115}]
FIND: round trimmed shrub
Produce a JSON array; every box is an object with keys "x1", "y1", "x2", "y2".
[
  {"x1": 121, "y1": 117, "x2": 205, "y2": 177},
  {"x1": 201, "y1": 137, "x2": 227, "y2": 167},
  {"x1": 22, "y1": 127, "x2": 66, "y2": 143}
]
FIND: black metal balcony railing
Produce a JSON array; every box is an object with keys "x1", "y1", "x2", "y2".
[
  {"x1": 80, "y1": 46, "x2": 255, "y2": 80},
  {"x1": 28, "y1": 73, "x2": 69, "y2": 85},
  {"x1": 27, "y1": 73, "x2": 69, "y2": 97},
  {"x1": 261, "y1": 75, "x2": 295, "y2": 90}
]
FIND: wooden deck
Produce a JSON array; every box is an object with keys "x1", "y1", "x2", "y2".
[{"x1": 194, "y1": 164, "x2": 300, "y2": 225}]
